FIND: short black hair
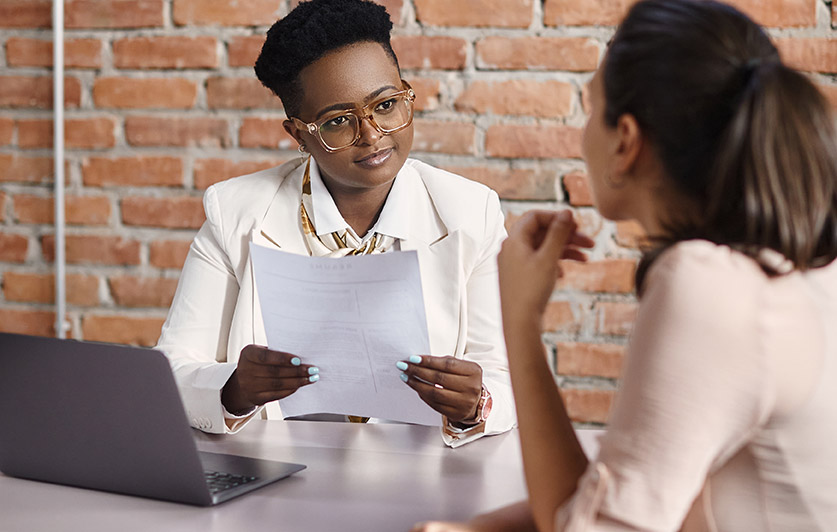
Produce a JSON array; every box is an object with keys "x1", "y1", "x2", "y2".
[{"x1": 254, "y1": 0, "x2": 399, "y2": 117}]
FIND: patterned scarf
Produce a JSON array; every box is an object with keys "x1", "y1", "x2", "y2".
[{"x1": 299, "y1": 158, "x2": 395, "y2": 258}]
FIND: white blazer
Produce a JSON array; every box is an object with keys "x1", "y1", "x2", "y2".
[{"x1": 156, "y1": 157, "x2": 516, "y2": 446}]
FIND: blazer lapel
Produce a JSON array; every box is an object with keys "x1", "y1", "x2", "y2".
[
  {"x1": 248, "y1": 158, "x2": 309, "y2": 346},
  {"x1": 399, "y1": 166, "x2": 464, "y2": 357}
]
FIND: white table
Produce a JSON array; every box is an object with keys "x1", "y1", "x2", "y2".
[{"x1": 0, "y1": 420, "x2": 601, "y2": 532}]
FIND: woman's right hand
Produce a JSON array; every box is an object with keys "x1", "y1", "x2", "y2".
[
  {"x1": 498, "y1": 210, "x2": 593, "y2": 322},
  {"x1": 221, "y1": 344, "x2": 319, "y2": 415}
]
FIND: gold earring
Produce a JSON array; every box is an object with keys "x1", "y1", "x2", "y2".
[{"x1": 298, "y1": 144, "x2": 307, "y2": 154}]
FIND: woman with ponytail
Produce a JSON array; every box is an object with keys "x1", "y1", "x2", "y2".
[{"x1": 414, "y1": 0, "x2": 837, "y2": 530}]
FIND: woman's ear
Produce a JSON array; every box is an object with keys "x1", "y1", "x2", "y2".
[
  {"x1": 613, "y1": 114, "x2": 643, "y2": 176},
  {"x1": 283, "y1": 119, "x2": 305, "y2": 147}
]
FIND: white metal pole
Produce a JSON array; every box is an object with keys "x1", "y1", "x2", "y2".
[{"x1": 53, "y1": 0, "x2": 67, "y2": 339}]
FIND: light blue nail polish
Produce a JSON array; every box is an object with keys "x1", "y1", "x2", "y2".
[
  {"x1": 290, "y1": 357, "x2": 301, "y2": 366},
  {"x1": 395, "y1": 361, "x2": 408, "y2": 371},
  {"x1": 308, "y1": 367, "x2": 319, "y2": 375},
  {"x1": 400, "y1": 373, "x2": 408, "y2": 383},
  {"x1": 409, "y1": 355, "x2": 422, "y2": 364},
  {"x1": 309, "y1": 374, "x2": 319, "y2": 383}
]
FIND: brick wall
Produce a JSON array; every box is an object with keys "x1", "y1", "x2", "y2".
[{"x1": 1, "y1": 0, "x2": 835, "y2": 424}]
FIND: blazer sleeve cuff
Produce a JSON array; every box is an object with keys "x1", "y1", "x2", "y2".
[{"x1": 174, "y1": 361, "x2": 237, "y2": 434}]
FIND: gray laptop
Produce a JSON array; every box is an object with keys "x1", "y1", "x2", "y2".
[{"x1": 0, "y1": 332, "x2": 305, "y2": 506}]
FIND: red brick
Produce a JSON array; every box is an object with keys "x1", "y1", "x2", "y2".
[
  {"x1": 456, "y1": 80, "x2": 574, "y2": 118},
  {"x1": 0, "y1": 155, "x2": 55, "y2": 184},
  {"x1": 125, "y1": 116, "x2": 230, "y2": 148},
  {"x1": 173, "y1": 0, "x2": 282, "y2": 26},
  {"x1": 556, "y1": 342, "x2": 625, "y2": 379},
  {"x1": 477, "y1": 37, "x2": 599, "y2": 72},
  {"x1": 121, "y1": 196, "x2": 206, "y2": 229},
  {"x1": 149, "y1": 240, "x2": 192, "y2": 269},
  {"x1": 3, "y1": 271, "x2": 54, "y2": 303},
  {"x1": 0, "y1": 233, "x2": 29, "y2": 263},
  {"x1": 414, "y1": 0, "x2": 532, "y2": 28},
  {"x1": 556, "y1": 259, "x2": 636, "y2": 293},
  {"x1": 564, "y1": 171, "x2": 592, "y2": 206},
  {"x1": 544, "y1": 0, "x2": 632, "y2": 26},
  {"x1": 13, "y1": 194, "x2": 111, "y2": 226},
  {"x1": 560, "y1": 388, "x2": 615, "y2": 424},
  {"x1": 239, "y1": 117, "x2": 297, "y2": 150},
  {"x1": 18, "y1": 117, "x2": 116, "y2": 150},
  {"x1": 776, "y1": 38, "x2": 837, "y2": 74},
  {"x1": 407, "y1": 77, "x2": 441, "y2": 112},
  {"x1": 206, "y1": 77, "x2": 282, "y2": 109},
  {"x1": 445, "y1": 165, "x2": 557, "y2": 201},
  {"x1": 0, "y1": 76, "x2": 81, "y2": 109},
  {"x1": 289, "y1": 0, "x2": 402, "y2": 23},
  {"x1": 0, "y1": 118, "x2": 13, "y2": 146},
  {"x1": 5, "y1": 37, "x2": 103, "y2": 68},
  {"x1": 391, "y1": 36, "x2": 467, "y2": 70},
  {"x1": 228, "y1": 35, "x2": 266, "y2": 67},
  {"x1": 597, "y1": 301, "x2": 638, "y2": 336},
  {"x1": 93, "y1": 78, "x2": 197, "y2": 109},
  {"x1": 82, "y1": 314, "x2": 165, "y2": 346},
  {"x1": 3, "y1": 272, "x2": 99, "y2": 306},
  {"x1": 615, "y1": 220, "x2": 646, "y2": 249},
  {"x1": 413, "y1": 119, "x2": 476, "y2": 155},
  {"x1": 109, "y1": 275, "x2": 178, "y2": 308},
  {"x1": 543, "y1": 0, "x2": 815, "y2": 28},
  {"x1": 113, "y1": 36, "x2": 218, "y2": 69},
  {"x1": 82, "y1": 156, "x2": 183, "y2": 187},
  {"x1": 0, "y1": 1, "x2": 51, "y2": 28},
  {"x1": 0, "y1": 309, "x2": 55, "y2": 337},
  {"x1": 543, "y1": 300, "x2": 579, "y2": 333},
  {"x1": 486, "y1": 125, "x2": 583, "y2": 159},
  {"x1": 726, "y1": 0, "x2": 815, "y2": 28},
  {"x1": 41, "y1": 235, "x2": 141, "y2": 265},
  {"x1": 194, "y1": 158, "x2": 284, "y2": 189},
  {"x1": 65, "y1": 0, "x2": 164, "y2": 28}
]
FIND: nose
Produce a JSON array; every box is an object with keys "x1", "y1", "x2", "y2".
[{"x1": 356, "y1": 115, "x2": 382, "y2": 146}]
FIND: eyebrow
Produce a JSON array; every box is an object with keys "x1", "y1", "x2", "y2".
[{"x1": 314, "y1": 84, "x2": 400, "y2": 120}]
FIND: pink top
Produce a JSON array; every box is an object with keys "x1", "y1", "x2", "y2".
[{"x1": 556, "y1": 240, "x2": 837, "y2": 531}]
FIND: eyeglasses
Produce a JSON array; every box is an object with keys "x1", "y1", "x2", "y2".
[{"x1": 290, "y1": 80, "x2": 416, "y2": 153}]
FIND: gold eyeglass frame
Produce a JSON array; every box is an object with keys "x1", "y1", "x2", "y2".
[{"x1": 290, "y1": 80, "x2": 416, "y2": 153}]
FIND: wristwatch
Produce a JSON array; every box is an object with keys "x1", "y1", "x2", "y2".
[{"x1": 466, "y1": 386, "x2": 492, "y2": 425}]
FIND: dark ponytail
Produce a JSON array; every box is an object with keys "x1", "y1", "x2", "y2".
[{"x1": 604, "y1": 0, "x2": 837, "y2": 292}]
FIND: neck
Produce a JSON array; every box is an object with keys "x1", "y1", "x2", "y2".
[{"x1": 328, "y1": 181, "x2": 393, "y2": 237}]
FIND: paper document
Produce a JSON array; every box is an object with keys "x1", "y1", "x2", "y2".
[{"x1": 250, "y1": 243, "x2": 440, "y2": 426}]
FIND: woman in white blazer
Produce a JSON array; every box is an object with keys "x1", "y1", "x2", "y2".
[{"x1": 156, "y1": 0, "x2": 515, "y2": 447}]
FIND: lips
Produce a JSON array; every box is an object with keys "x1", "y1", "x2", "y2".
[{"x1": 355, "y1": 147, "x2": 393, "y2": 167}]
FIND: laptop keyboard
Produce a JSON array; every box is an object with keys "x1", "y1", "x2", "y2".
[{"x1": 204, "y1": 470, "x2": 258, "y2": 494}]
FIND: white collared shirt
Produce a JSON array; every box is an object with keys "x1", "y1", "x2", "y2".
[{"x1": 307, "y1": 157, "x2": 409, "y2": 249}]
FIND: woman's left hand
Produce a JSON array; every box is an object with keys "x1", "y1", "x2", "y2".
[{"x1": 399, "y1": 356, "x2": 483, "y2": 423}]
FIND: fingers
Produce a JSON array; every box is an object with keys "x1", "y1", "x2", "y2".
[
  {"x1": 397, "y1": 356, "x2": 482, "y2": 421},
  {"x1": 250, "y1": 374, "x2": 318, "y2": 404},
  {"x1": 537, "y1": 211, "x2": 576, "y2": 260},
  {"x1": 507, "y1": 209, "x2": 591, "y2": 259},
  {"x1": 405, "y1": 355, "x2": 481, "y2": 377},
  {"x1": 236, "y1": 344, "x2": 319, "y2": 406},
  {"x1": 240, "y1": 344, "x2": 302, "y2": 367}
]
